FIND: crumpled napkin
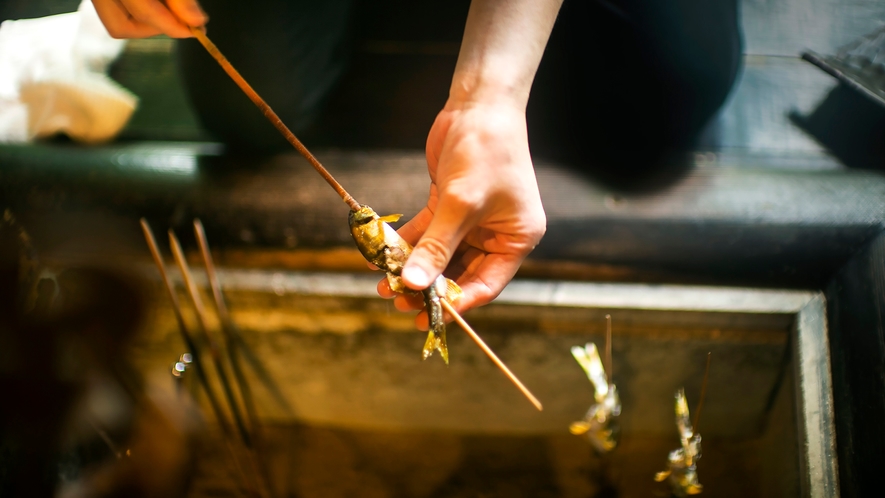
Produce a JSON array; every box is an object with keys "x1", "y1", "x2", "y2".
[{"x1": 0, "y1": 0, "x2": 137, "y2": 144}]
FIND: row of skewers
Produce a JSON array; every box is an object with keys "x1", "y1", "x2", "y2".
[
  {"x1": 569, "y1": 315, "x2": 711, "y2": 497},
  {"x1": 142, "y1": 219, "x2": 287, "y2": 497}
]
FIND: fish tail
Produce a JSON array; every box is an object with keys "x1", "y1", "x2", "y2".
[
  {"x1": 421, "y1": 276, "x2": 450, "y2": 364},
  {"x1": 422, "y1": 329, "x2": 449, "y2": 364}
]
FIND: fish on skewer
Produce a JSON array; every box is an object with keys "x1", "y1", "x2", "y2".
[
  {"x1": 348, "y1": 205, "x2": 462, "y2": 363},
  {"x1": 655, "y1": 353, "x2": 711, "y2": 497},
  {"x1": 655, "y1": 388, "x2": 703, "y2": 496},
  {"x1": 180, "y1": 21, "x2": 541, "y2": 410},
  {"x1": 569, "y1": 315, "x2": 621, "y2": 453}
]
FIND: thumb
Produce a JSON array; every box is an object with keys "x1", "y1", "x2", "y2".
[{"x1": 402, "y1": 203, "x2": 473, "y2": 290}]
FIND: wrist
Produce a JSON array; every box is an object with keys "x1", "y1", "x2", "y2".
[{"x1": 447, "y1": 67, "x2": 531, "y2": 111}]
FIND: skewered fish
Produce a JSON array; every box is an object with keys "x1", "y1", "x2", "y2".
[
  {"x1": 655, "y1": 388, "x2": 703, "y2": 496},
  {"x1": 569, "y1": 342, "x2": 621, "y2": 453},
  {"x1": 349, "y1": 204, "x2": 463, "y2": 363}
]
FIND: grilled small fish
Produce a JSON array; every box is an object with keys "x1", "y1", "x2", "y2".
[
  {"x1": 569, "y1": 342, "x2": 621, "y2": 454},
  {"x1": 348, "y1": 205, "x2": 462, "y2": 364},
  {"x1": 655, "y1": 388, "x2": 703, "y2": 496}
]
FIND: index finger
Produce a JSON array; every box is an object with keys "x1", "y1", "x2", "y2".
[
  {"x1": 395, "y1": 206, "x2": 434, "y2": 247},
  {"x1": 118, "y1": 0, "x2": 193, "y2": 38},
  {"x1": 166, "y1": 0, "x2": 208, "y2": 27}
]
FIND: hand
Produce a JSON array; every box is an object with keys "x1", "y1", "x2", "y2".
[
  {"x1": 377, "y1": 98, "x2": 546, "y2": 329},
  {"x1": 91, "y1": 0, "x2": 207, "y2": 39}
]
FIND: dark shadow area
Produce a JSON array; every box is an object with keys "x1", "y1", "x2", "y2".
[
  {"x1": 537, "y1": 218, "x2": 882, "y2": 289},
  {"x1": 526, "y1": 0, "x2": 742, "y2": 193},
  {"x1": 790, "y1": 84, "x2": 885, "y2": 170},
  {"x1": 170, "y1": 0, "x2": 742, "y2": 194},
  {"x1": 0, "y1": 0, "x2": 79, "y2": 20},
  {"x1": 826, "y1": 232, "x2": 885, "y2": 498},
  {"x1": 3, "y1": 0, "x2": 743, "y2": 194}
]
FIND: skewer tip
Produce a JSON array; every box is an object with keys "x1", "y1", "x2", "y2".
[{"x1": 440, "y1": 299, "x2": 543, "y2": 411}]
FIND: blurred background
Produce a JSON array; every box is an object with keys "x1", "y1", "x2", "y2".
[{"x1": 1, "y1": 1, "x2": 884, "y2": 497}]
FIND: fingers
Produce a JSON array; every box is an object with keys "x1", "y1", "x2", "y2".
[
  {"x1": 376, "y1": 278, "x2": 424, "y2": 309},
  {"x1": 378, "y1": 247, "x2": 523, "y2": 331},
  {"x1": 120, "y1": 0, "x2": 193, "y2": 37},
  {"x1": 395, "y1": 207, "x2": 434, "y2": 246},
  {"x1": 401, "y1": 192, "x2": 478, "y2": 291},
  {"x1": 166, "y1": 0, "x2": 208, "y2": 26},
  {"x1": 455, "y1": 251, "x2": 523, "y2": 309},
  {"x1": 92, "y1": 0, "x2": 161, "y2": 38},
  {"x1": 91, "y1": 0, "x2": 206, "y2": 39}
]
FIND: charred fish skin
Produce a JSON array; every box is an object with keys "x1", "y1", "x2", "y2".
[{"x1": 348, "y1": 204, "x2": 454, "y2": 364}]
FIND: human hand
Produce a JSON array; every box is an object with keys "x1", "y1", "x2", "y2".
[
  {"x1": 377, "y1": 98, "x2": 546, "y2": 329},
  {"x1": 91, "y1": 0, "x2": 207, "y2": 39}
]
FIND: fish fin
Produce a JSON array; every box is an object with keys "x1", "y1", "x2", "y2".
[
  {"x1": 378, "y1": 214, "x2": 403, "y2": 223},
  {"x1": 443, "y1": 278, "x2": 463, "y2": 303},
  {"x1": 654, "y1": 471, "x2": 671, "y2": 482},
  {"x1": 569, "y1": 421, "x2": 590, "y2": 435},
  {"x1": 422, "y1": 330, "x2": 449, "y2": 365}
]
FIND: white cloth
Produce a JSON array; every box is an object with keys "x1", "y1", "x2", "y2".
[{"x1": 0, "y1": 1, "x2": 137, "y2": 144}]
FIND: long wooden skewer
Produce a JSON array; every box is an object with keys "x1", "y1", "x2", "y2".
[
  {"x1": 168, "y1": 230, "x2": 253, "y2": 448},
  {"x1": 187, "y1": 23, "x2": 540, "y2": 411},
  {"x1": 193, "y1": 220, "x2": 277, "y2": 498},
  {"x1": 693, "y1": 352, "x2": 712, "y2": 432},
  {"x1": 196, "y1": 222, "x2": 293, "y2": 415},
  {"x1": 188, "y1": 26, "x2": 359, "y2": 213},
  {"x1": 168, "y1": 230, "x2": 269, "y2": 498},
  {"x1": 141, "y1": 220, "x2": 231, "y2": 433},
  {"x1": 194, "y1": 219, "x2": 261, "y2": 429},
  {"x1": 440, "y1": 299, "x2": 542, "y2": 411},
  {"x1": 604, "y1": 314, "x2": 613, "y2": 385}
]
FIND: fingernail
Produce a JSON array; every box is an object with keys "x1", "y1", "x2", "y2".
[{"x1": 402, "y1": 266, "x2": 430, "y2": 288}]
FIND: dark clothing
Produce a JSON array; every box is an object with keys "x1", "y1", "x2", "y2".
[
  {"x1": 176, "y1": 0, "x2": 354, "y2": 151},
  {"x1": 177, "y1": 0, "x2": 742, "y2": 185},
  {"x1": 528, "y1": 0, "x2": 743, "y2": 185}
]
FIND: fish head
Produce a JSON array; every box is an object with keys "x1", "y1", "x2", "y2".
[{"x1": 348, "y1": 205, "x2": 378, "y2": 227}]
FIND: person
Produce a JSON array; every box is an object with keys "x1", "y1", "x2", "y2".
[
  {"x1": 90, "y1": 0, "x2": 741, "y2": 329},
  {"x1": 91, "y1": 0, "x2": 555, "y2": 330}
]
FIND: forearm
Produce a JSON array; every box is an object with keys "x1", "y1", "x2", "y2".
[{"x1": 450, "y1": 0, "x2": 564, "y2": 109}]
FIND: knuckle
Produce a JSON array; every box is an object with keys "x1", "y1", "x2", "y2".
[
  {"x1": 530, "y1": 221, "x2": 547, "y2": 242},
  {"x1": 442, "y1": 190, "x2": 481, "y2": 214},
  {"x1": 520, "y1": 215, "x2": 547, "y2": 247}
]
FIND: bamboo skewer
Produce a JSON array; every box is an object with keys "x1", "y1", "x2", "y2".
[
  {"x1": 693, "y1": 352, "x2": 712, "y2": 432},
  {"x1": 168, "y1": 231, "x2": 253, "y2": 447},
  {"x1": 140, "y1": 219, "x2": 255, "y2": 496},
  {"x1": 193, "y1": 220, "x2": 278, "y2": 498},
  {"x1": 141, "y1": 220, "x2": 231, "y2": 434},
  {"x1": 188, "y1": 26, "x2": 359, "y2": 213},
  {"x1": 168, "y1": 230, "x2": 268, "y2": 498},
  {"x1": 440, "y1": 299, "x2": 542, "y2": 411},
  {"x1": 186, "y1": 24, "x2": 541, "y2": 411},
  {"x1": 193, "y1": 220, "x2": 260, "y2": 432},
  {"x1": 604, "y1": 314, "x2": 613, "y2": 385}
]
